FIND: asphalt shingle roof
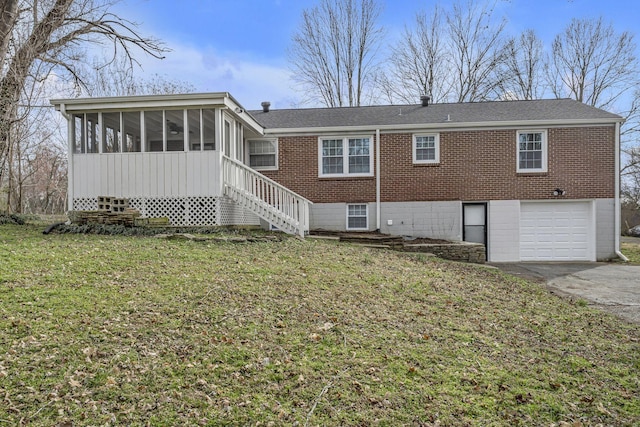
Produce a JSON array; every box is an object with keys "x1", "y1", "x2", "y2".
[{"x1": 249, "y1": 98, "x2": 622, "y2": 130}]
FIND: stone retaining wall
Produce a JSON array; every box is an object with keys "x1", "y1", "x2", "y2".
[{"x1": 403, "y1": 242, "x2": 486, "y2": 264}]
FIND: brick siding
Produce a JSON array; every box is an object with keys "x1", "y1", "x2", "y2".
[{"x1": 261, "y1": 126, "x2": 615, "y2": 203}]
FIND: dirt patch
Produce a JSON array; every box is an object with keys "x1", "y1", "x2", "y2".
[
  {"x1": 310, "y1": 230, "x2": 451, "y2": 244},
  {"x1": 402, "y1": 237, "x2": 453, "y2": 244}
]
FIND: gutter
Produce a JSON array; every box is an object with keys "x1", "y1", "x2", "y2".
[
  {"x1": 614, "y1": 121, "x2": 629, "y2": 262},
  {"x1": 262, "y1": 118, "x2": 622, "y2": 137}
]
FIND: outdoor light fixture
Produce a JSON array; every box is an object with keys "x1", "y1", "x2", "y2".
[{"x1": 553, "y1": 188, "x2": 566, "y2": 196}]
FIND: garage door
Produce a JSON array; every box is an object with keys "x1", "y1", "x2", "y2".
[{"x1": 520, "y1": 202, "x2": 593, "y2": 261}]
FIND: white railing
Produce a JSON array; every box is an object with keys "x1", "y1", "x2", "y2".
[{"x1": 222, "y1": 156, "x2": 312, "y2": 237}]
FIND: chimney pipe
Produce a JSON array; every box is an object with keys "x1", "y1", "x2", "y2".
[
  {"x1": 420, "y1": 95, "x2": 431, "y2": 107},
  {"x1": 261, "y1": 101, "x2": 271, "y2": 113}
]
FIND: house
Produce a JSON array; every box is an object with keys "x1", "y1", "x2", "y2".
[{"x1": 51, "y1": 93, "x2": 625, "y2": 262}]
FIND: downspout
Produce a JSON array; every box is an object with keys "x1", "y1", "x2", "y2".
[
  {"x1": 376, "y1": 128, "x2": 381, "y2": 231},
  {"x1": 614, "y1": 121, "x2": 628, "y2": 262}
]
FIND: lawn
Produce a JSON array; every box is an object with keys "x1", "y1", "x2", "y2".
[
  {"x1": 622, "y1": 242, "x2": 640, "y2": 264},
  {"x1": 1, "y1": 223, "x2": 638, "y2": 426}
]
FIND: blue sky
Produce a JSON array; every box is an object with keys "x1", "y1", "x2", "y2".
[{"x1": 112, "y1": 0, "x2": 640, "y2": 109}]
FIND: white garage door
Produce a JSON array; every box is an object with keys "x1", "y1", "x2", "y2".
[{"x1": 520, "y1": 202, "x2": 593, "y2": 261}]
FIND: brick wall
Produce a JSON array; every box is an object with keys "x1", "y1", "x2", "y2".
[
  {"x1": 261, "y1": 126, "x2": 616, "y2": 203},
  {"x1": 262, "y1": 135, "x2": 376, "y2": 203}
]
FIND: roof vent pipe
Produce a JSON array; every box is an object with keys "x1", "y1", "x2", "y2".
[
  {"x1": 261, "y1": 101, "x2": 271, "y2": 113},
  {"x1": 420, "y1": 95, "x2": 430, "y2": 107}
]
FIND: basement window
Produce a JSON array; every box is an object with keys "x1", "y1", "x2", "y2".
[{"x1": 347, "y1": 204, "x2": 368, "y2": 230}]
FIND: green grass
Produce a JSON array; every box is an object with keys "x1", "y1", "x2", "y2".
[
  {"x1": 1, "y1": 223, "x2": 639, "y2": 426},
  {"x1": 622, "y1": 242, "x2": 640, "y2": 264}
]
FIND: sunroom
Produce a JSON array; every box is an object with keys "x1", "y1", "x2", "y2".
[{"x1": 51, "y1": 93, "x2": 310, "y2": 235}]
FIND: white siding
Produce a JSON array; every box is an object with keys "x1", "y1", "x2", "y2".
[
  {"x1": 595, "y1": 198, "x2": 616, "y2": 261},
  {"x1": 310, "y1": 203, "x2": 347, "y2": 231},
  {"x1": 380, "y1": 201, "x2": 461, "y2": 240},
  {"x1": 487, "y1": 200, "x2": 520, "y2": 262},
  {"x1": 72, "y1": 151, "x2": 221, "y2": 198}
]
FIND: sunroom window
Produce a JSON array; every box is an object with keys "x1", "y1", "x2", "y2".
[
  {"x1": 122, "y1": 111, "x2": 141, "y2": 152},
  {"x1": 165, "y1": 110, "x2": 185, "y2": 152},
  {"x1": 72, "y1": 113, "x2": 99, "y2": 153},
  {"x1": 102, "y1": 112, "x2": 121, "y2": 153},
  {"x1": 145, "y1": 110, "x2": 164, "y2": 152},
  {"x1": 70, "y1": 108, "x2": 216, "y2": 154}
]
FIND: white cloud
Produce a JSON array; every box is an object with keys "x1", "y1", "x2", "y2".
[{"x1": 132, "y1": 40, "x2": 301, "y2": 109}]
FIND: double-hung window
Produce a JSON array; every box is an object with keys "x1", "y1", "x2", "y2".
[
  {"x1": 413, "y1": 133, "x2": 440, "y2": 164},
  {"x1": 319, "y1": 136, "x2": 373, "y2": 177},
  {"x1": 517, "y1": 130, "x2": 547, "y2": 173},
  {"x1": 347, "y1": 204, "x2": 368, "y2": 230},
  {"x1": 247, "y1": 139, "x2": 278, "y2": 170}
]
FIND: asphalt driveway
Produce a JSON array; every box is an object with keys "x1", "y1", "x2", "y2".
[{"x1": 491, "y1": 262, "x2": 640, "y2": 325}]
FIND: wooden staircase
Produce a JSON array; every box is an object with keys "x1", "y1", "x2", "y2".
[{"x1": 222, "y1": 156, "x2": 312, "y2": 237}]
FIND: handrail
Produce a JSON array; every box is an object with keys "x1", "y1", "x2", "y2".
[{"x1": 222, "y1": 156, "x2": 312, "y2": 237}]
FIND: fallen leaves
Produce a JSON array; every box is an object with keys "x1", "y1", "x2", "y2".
[{"x1": 0, "y1": 226, "x2": 638, "y2": 426}]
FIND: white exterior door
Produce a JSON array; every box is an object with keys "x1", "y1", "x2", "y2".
[{"x1": 519, "y1": 201, "x2": 594, "y2": 261}]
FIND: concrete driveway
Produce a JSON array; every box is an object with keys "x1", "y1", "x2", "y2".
[{"x1": 491, "y1": 262, "x2": 640, "y2": 325}]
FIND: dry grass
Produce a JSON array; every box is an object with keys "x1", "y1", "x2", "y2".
[
  {"x1": 622, "y1": 242, "x2": 640, "y2": 264},
  {"x1": 1, "y1": 224, "x2": 639, "y2": 426}
]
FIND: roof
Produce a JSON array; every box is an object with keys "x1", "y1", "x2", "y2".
[
  {"x1": 51, "y1": 92, "x2": 239, "y2": 109},
  {"x1": 50, "y1": 92, "x2": 265, "y2": 136},
  {"x1": 249, "y1": 98, "x2": 623, "y2": 133}
]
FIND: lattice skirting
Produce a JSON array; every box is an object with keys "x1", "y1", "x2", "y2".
[
  {"x1": 219, "y1": 197, "x2": 260, "y2": 226},
  {"x1": 72, "y1": 196, "x2": 259, "y2": 227},
  {"x1": 73, "y1": 198, "x2": 99, "y2": 211}
]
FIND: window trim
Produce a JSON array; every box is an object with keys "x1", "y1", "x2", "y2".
[
  {"x1": 412, "y1": 133, "x2": 440, "y2": 164},
  {"x1": 346, "y1": 204, "x2": 369, "y2": 231},
  {"x1": 516, "y1": 129, "x2": 548, "y2": 173},
  {"x1": 246, "y1": 138, "x2": 278, "y2": 170},
  {"x1": 318, "y1": 136, "x2": 374, "y2": 178}
]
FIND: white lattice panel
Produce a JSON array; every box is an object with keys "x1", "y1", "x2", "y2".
[
  {"x1": 73, "y1": 198, "x2": 98, "y2": 211},
  {"x1": 219, "y1": 197, "x2": 260, "y2": 226},
  {"x1": 74, "y1": 196, "x2": 257, "y2": 227},
  {"x1": 186, "y1": 197, "x2": 219, "y2": 226},
  {"x1": 129, "y1": 197, "x2": 219, "y2": 226}
]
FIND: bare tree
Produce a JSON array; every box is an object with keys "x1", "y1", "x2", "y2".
[
  {"x1": 22, "y1": 144, "x2": 68, "y2": 214},
  {"x1": 445, "y1": 0, "x2": 507, "y2": 102},
  {"x1": 620, "y1": 90, "x2": 640, "y2": 182},
  {"x1": 379, "y1": 7, "x2": 449, "y2": 104},
  {"x1": 496, "y1": 29, "x2": 545, "y2": 100},
  {"x1": 289, "y1": 0, "x2": 384, "y2": 107},
  {"x1": 381, "y1": 1, "x2": 506, "y2": 105},
  {"x1": 621, "y1": 145, "x2": 640, "y2": 230},
  {"x1": 84, "y1": 54, "x2": 196, "y2": 97},
  {"x1": 547, "y1": 17, "x2": 638, "y2": 109},
  {"x1": 3, "y1": 67, "x2": 59, "y2": 213},
  {"x1": 0, "y1": 0, "x2": 167, "y2": 212},
  {"x1": 548, "y1": 19, "x2": 640, "y2": 212}
]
